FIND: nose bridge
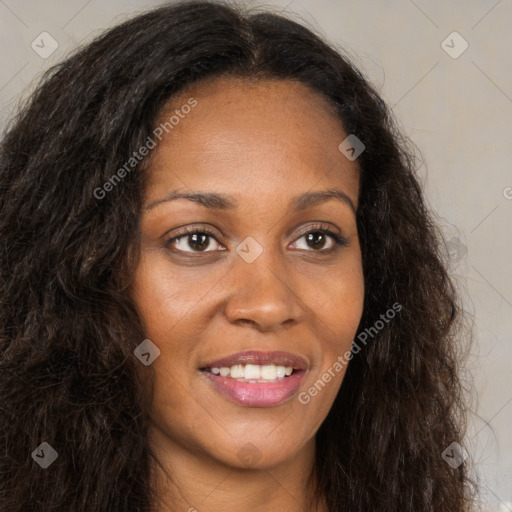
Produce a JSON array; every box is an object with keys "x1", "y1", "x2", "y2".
[{"x1": 223, "y1": 236, "x2": 303, "y2": 331}]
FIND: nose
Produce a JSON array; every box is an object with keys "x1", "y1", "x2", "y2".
[{"x1": 222, "y1": 246, "x2": 305, "y2": 332}]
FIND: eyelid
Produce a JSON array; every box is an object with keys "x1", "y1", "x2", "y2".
[
  {"x1": 292, "y1": 222, "x2": 343, "y2": 241},
  {"x1": 168, "y1": 223, "x2": 222, "y2": 241}
]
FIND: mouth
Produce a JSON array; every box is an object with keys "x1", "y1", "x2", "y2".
[{"x1": 199, "y1": 350, "x2": 308, "y2": 407}]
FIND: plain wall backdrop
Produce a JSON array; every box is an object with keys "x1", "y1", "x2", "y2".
[{"x1": 0, "y1": 0, "x2": 510, "y2": 510}]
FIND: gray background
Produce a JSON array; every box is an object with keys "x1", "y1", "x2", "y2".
[{"x1": 1, "y1": 0, "x2": 510, "y2": 509}]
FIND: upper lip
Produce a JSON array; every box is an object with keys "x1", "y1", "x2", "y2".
[{"x1": 200, "y1": 350, "x2": 308, "y2": 371}]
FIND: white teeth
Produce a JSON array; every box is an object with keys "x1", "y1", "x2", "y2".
[
  {"x1": 244, "y1": 364, "x2": 261, "y2": 380},
  {"x1": 208, "y1": 364, "x2": 295, "y2": 381},
  {"x1": 261, "y1": 365, "x2": 277, "y2": 380},
  {"x1": 230, "y1": 364, "x2": 243, "y2": 378}
]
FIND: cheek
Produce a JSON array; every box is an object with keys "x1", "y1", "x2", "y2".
[
  {"x1": 328, "y1": 263, "x2": 364, "y2": 346},
  {"x1": 300, "y1": 254, "x2": 364, "y2": 393},
  {"x1": 129, "y1": 251, "x2": 209, "y2": 339},
  {"x1": 300, "y1": 251, "x2": 364, "y2": 341},
  {"x1": 129, "y1": 258, "x2": 207, "y2": 429}
]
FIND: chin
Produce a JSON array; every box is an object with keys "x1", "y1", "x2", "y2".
[{"x1": 210, "y1": 432, "x2": 313, "y2": 471}]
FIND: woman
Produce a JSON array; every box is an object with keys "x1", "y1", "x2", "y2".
[{"x1": 0, "y1": 1, "x2": 475, "y2": 510}]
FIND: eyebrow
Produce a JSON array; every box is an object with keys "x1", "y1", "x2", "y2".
[{"x1": 144, "y1": 188, "x2": 356, "y2": 214}]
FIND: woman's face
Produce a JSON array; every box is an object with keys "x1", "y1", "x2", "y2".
[{"x1": 130, "y1": 76, "x2": 364, "y2": 471}]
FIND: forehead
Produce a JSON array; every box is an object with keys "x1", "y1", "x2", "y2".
[{"x1": 144, "y1": 76, "x2": 360, "y2": 205}]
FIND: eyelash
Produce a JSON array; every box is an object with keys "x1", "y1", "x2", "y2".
[{"x1": 165, "y1": 223, "x2": 348, "y2": 256}]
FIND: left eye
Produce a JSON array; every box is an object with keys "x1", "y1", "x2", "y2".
[
  {"x1": 290, "y1": 230, "x2": 339, "y2": 251},
  {"x1": 166, "y1": 227, "x2": 346, "y2": 253}
]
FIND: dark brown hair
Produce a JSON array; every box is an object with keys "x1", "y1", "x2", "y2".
[{"x1": 0, "y1": 1, "x2": 475, "y2": 510}]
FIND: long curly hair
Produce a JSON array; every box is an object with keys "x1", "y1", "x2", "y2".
[{"x1": 0, "y1": 1, "x2": 475, "y2": 510}]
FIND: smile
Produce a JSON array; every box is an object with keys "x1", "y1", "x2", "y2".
[
  {"x1": 205, "y1": 363, "x2": 294, "y2": 381},
  {"x1": 200, "y1": 350, "x2": 308, "y2": 407}
]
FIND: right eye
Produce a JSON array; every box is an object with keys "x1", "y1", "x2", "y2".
[{"x1": 165, "y1": 226, "x2": 226, "y2": 253}]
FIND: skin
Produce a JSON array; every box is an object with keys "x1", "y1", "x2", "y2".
[{"x1": 129, "y1": 76, "x2": 365, "y2": 512}]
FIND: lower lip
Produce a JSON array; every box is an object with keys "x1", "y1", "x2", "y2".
[{"x1": 201, "y1": 370, "x2": 306, "y2": 407}]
